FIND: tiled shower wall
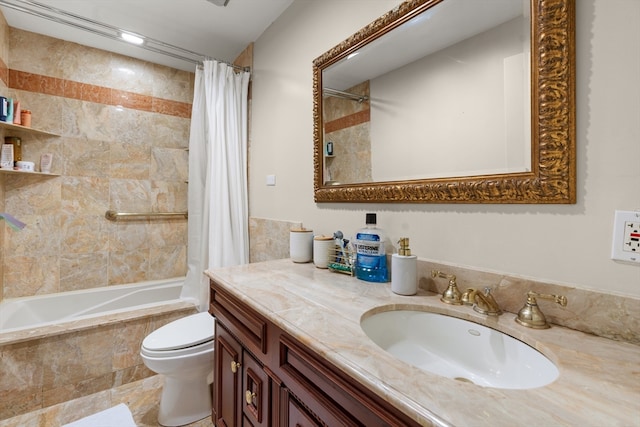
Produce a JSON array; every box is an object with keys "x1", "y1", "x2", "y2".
[
  {"x1": 323, "y1": 81, "x2": 371, "y2": 184},
  {"x1": 0, "y1": 23, "x2": 193, "y2": 301}
]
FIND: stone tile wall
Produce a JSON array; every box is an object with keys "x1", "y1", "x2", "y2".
[
  {"x1": 323, "y1": 80, "x2": 371, "y2": 184},
  {"x1": 0, "y1": 305, "x2": 195, "y2": 421},
  {"x1": 0, "y1": 28, "x2": 193, "y2": 300},
  {"x1": 249, "y1": 217, "x2": 301, "y2": 263}
]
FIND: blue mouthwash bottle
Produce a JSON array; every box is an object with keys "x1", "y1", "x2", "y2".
[{"x1": 354, "y1": 213, "x2": 388, "y2": 282}]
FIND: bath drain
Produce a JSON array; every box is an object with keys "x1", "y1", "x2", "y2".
[{"x1": 454, "y1": 377, "x2": 475, "y2": 384}]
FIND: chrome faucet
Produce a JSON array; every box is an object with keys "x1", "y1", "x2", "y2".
[
  {"x1": 515, "y1": 291, "x2": 567, "y2": 329},
  {"x1": 462, "y1": 287, "x2": 502, "y2": 316}
]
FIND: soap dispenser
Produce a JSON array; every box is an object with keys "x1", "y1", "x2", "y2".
[{"x1": 391, "y1": 237, "x2": 417, "y2": 295}]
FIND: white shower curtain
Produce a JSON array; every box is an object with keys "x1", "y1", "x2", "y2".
[{"x1": 181, "y1": 60, "x2": 251, "y2": 311}]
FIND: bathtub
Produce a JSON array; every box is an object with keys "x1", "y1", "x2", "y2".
[
  {"x1": 0, "y1": 277, "x2": 199, "y2": 421},
  {"x1": 0, "y1": 277, "x2": 189, "y2": 333}
]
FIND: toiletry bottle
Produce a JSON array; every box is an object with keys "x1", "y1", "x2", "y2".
[
  {"x1": 20, "y1": 110, "x2": 31, "y2": 127},
  {"x1": 0, "y1": 97, "x2": 7, "y2": 122},
  {"x1": 6, "y1": 98, "x2": 13, "y2": 124},
  {"x1": 354, "y1": 213, "x2": 388, "y2": 282},
  {"x1": 1, "y1": 143, "x2": 14, "y2": 169},
  {"x1": 5, "y1": 137, "x2": 21, "y2": 167},
  {"x1": 13, "y1": 100, "x2": 21, "y2": 125},
  {"x1": 326, "y1": 141, "x2": 334, "y2": 156},
  {"x1": 391, "y1": 237, "x2": 417, "y2": 295}
]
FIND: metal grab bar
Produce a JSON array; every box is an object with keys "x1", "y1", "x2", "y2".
[{"x1": 105, "y1": 210, "x2": 188, "y2": 221}]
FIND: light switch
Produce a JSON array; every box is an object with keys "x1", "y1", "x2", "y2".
[{"x1": 266, "y1": 175, "x2": 276, "y2": 186}]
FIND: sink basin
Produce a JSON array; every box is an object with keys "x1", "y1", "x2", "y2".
[{"x1": 360, "y1": 310, "x2": 558, "y2": 389}]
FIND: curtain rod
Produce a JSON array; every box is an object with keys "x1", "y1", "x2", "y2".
[
  {"x1": 0, "y1": 0, "x2": 249, "y2": 72},
  {"x1": 323, "y1": 87, "x2": 369, "y2": 103}
]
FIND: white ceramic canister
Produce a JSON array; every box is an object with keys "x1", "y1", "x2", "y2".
[
  {"x1": 313, "y1": 235, "x2": 334, "y2": 268},
  {"x1": 290, "y1": 227, "x2": 314, "y2": 263}
]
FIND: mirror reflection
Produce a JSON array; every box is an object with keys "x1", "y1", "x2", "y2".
[{"x1": 322, "y1": 0, "x2": 531, "y2": 185}]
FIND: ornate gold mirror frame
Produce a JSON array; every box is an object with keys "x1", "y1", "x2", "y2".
[{"x1": 313, "y1": 0, "x2": 575, "y2": 204}]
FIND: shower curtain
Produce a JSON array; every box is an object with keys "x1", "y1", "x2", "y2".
[{"x1": 181, "y1": 60, "x2": 251, "y2": 311}]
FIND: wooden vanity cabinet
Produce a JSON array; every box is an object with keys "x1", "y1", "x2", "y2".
[
  {"x1": 214, "y1": 325, "x2": 241, "y2": 426},
  {"x1": 215, "y1": 324, "x2": 272, "y2": 426},
  {"x1": 210, "y1": 279, "x2": 420, "y2": 427}
]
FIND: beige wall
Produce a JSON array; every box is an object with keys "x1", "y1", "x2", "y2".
[
  {"x1": 249, "y1": 0, "x2": 640, "y2": 297},
  {"x1": 0, "y1": 27, "x2": 192, "y2": 300},
  {"x1": 371, "y1": 16, "x2": 529, "y2": 180}
]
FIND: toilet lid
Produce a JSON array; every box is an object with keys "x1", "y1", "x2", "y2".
[{"x1": 142, "y1": 312, "x2": 215, "y2": 351}]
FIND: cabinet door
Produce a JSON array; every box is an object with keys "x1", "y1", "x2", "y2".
[
  {"x1": 242, "y1": 350, "x2": 269, "y2": 427},
  {"x1": 215, "y1": 325, "x2": 243, "y2": 427}
]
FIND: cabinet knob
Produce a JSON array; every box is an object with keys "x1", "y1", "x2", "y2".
[
  {"x1": 230, "y1": 360, "x2": 241, "y2": 373},
  {"x1": 245, "y1": 390, "x2": 256, "y2": 405}
]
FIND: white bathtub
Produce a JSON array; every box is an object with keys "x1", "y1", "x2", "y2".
[
  {"x1": 0, "y1": 277, "x2": 190, "y2": 333},
  {"x1": 0, "y1": 277, "x2": 199, "y2": 421}
]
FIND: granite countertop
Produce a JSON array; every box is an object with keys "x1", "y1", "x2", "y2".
[{"x1": 206, "y1": 259, "x2": 640, "y2": 427}]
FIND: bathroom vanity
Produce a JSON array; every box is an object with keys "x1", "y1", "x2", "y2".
[
  {"x1": 207, "y1": 259, "x2": 639, "y2": 426},
  {"x1": 208, "y1": 275, "x2": 418, "y2": 426}
]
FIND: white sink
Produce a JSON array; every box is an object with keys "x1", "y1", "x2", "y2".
[{"x1": 360, "y1": 309, "x2": 558, "y2": 389}]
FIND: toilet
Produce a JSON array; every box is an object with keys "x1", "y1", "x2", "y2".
[{"x1": 141, "y1": 312, "x2": 215, "y2": 426}]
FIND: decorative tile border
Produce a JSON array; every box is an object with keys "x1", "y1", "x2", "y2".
[
  {"x1": 6, "y1": 69, "x2": 191, "y2": 119},
  {"x1": 324, "y1": 108, "x2": 369, "y2": 133}
]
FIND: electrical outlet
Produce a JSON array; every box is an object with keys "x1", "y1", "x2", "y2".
[{"x1": 611, "y1": 210, "x2": 640, "y2": 264}]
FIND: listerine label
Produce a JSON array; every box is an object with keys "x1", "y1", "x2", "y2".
[
  {"x1": 356, "y1": 232, "x2": 383, "y2": 254},
  {"x1": 355, "y1": 232, "x2": 385, "y2": 270}
]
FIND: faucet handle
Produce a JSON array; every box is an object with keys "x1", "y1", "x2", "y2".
[
  {"x1": 527, "y1": 291, "x2": 567, "y2": 307},
  {"x1": 431, "y1": 270, "x2": 462, "y2": 305},
  {"x1": 515, "y1": 291, "x2": 567, "y2": 329}
]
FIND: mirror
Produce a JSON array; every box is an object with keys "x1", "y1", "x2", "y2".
[{"x1": 313, "y1": 0, "x2": 575, "y2": 203}]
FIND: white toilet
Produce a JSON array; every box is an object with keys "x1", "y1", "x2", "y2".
[{"x1": 141, "y1": 312, "x2": 215, "y2": 426}]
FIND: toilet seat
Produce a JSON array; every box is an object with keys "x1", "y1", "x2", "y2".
[
  {"x1": 141, "y1": 337, "x2": 213, "y2": 358},
  {"x1": 141, "y1": 312, "x2": 215, "y2": 358}
]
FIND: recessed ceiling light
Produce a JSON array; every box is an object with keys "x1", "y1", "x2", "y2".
[{"x1": 121, "y1": 32, "x2": 144, "y2": 45}]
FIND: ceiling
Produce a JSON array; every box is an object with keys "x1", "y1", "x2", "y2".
[{"x1": 0, "y1": 0, "x2": 294, "y2": 72}]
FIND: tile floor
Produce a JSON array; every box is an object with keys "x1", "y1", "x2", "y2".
[{"x1": 0, "y1": 375, "x2": 213, "y2": 427}]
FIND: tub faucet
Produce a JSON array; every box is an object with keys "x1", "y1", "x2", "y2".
[
  {"x1": 462, "y1": 287, "x2": 502, "y2": 316},
  {"x1": 515, "y1": 291, "x2": 567, "y2": 329}
]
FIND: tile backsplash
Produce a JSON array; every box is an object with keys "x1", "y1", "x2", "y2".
[
  {"x1": 420, "y1": 260, "x2": 640, "y2": 345},
  {"x1": 250, "y1": 217, "x2": 640, "y2": 345}
]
